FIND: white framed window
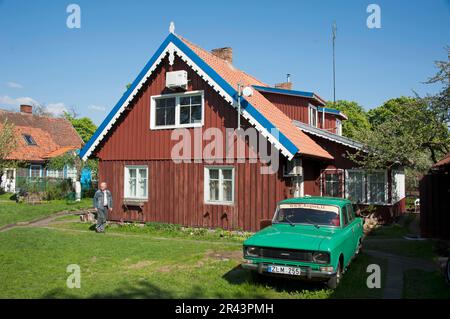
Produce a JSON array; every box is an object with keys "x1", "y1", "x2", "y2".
[
  {"x1": 321, "y1": 169, "x2": 344, "y2": 198},
  {"x1": 336, "y1": 119, "x2": 342, "y2": 136},
  {"x1": 150, "y1": 91, "x2": 204, "y2": 129},
  {"x1": 124, "y1": 165, "x2": 148, "y2": 200},
  {"x1": 29, "y1": 165, "x2": 42, "y2": 178},
  {"x1": 367, "y1": 170, "x2": 387, "y2": 204},
  {"x1": 46, "y1": 169, "x2": 64, "y2": 179},
  {"x1": 308, "y1": 104, "x2": 318, "y2": 127},
  {"x1": 345, "y1": 169, "x2": 366, "y2": 203},
  {"x1": 204, "y1": 167, "x2": 234, "y2": 204}
]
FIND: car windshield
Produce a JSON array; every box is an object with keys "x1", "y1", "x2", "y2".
[{"x1": 273, "y1": 203, "x2": 341, "y2": 227}]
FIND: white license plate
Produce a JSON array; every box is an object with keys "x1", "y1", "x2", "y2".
[{"x1": 267, "y1": 265, "x2": 301, "y2": 276}]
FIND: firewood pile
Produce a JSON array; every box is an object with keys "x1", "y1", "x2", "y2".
[
  {"x1": 363, "y1": 214, "x2": 379, "y2": 234},
  {"x1": 79, "y1": 209, "x2": 97, "y2": 223}
]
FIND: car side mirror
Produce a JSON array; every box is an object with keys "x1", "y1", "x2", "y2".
[{"x1": 260, "y1": 219, "x2": 272, "y2": 230}]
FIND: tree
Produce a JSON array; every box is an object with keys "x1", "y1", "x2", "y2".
[
  {"x1": 348, "y1": 76, "x2": 450, "y2": 172},
  {"x1": 348, "y1": 97, "x2": 449, "y2": 170},
  {"x1": 367, "y1": 96, "x2": 417, "y2": 128},
  {"x1": 0, "y1": 119, "x2": 18, "y2": 170},
  {"x1": 326, "y1": 100, "x2": 371, "y2": 140},
  {"x1": 63, "y1": 112, "x2": 97, "y2": 143}
]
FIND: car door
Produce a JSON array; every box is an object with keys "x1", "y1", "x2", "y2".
[
  {"x1": 339, "y1": 205, "x2": 354, "y2": 267},
  {"x1": 346, "y1": 203, "x2": 360, "y2": 254}
]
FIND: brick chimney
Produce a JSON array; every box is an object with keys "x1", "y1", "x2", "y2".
[
  {"x1": 211, "y1": 47, "x2": 233, "y2": 64},
  {"x1": 274, "y1": 82, "x2": 292, "y2": 90},
  {"x1": 20, "y1": 104, "x2": 33, "y2": 114},
  {"x1": 274, "y1": 74, "x2": 292, "y2": 90}
]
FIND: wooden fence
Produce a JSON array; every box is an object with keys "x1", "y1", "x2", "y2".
[{"x1": 419, "y1": 172, "x2": 450, "y2": 239}]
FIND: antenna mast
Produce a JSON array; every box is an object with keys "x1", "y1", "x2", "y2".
[{"x1": 332, "y1": 21, "x2": 337, "y2": 105}]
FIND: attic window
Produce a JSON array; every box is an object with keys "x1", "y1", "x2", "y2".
[
  {"x1": 308, "y1": 104, "x2": 318, "y2": 127},
  {"x1": 23, "y1": 134, "x2": 37, "y2": 146}
]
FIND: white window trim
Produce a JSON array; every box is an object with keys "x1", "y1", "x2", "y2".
[
  {"x1": 124, "y1": 165, "x2": 149, "y2": 200},
  {"x1": 150, "y1": 90, "x2": 205, "y2": 130},
  {"x1": 345, "y1": 169, "x2": 366, "y2": 203},
  {"x1": 29, "y1": 165, "x2": 42, "y2": 178},
  {"x1": 308, "y1": 104, "x2": 318, "y2": 128},
  {"x1": 320, "y1": 168, "x2": 344, "y2": 197},
  {"x1": 367, "y1": 169, "x2": 388, "y2": 205},
  {"x1": 391, "y1": 169, "x2": 405, "y2": 204},
  {"x1": 204, "y1": 166, "x2": 235, "y2": 205},
  {"x1": 336, "y1": 119, "x2": 342, "y2": 136}
]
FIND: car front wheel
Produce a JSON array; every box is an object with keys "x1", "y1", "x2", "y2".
[{"x1": 327, "y1": 262, "x2": 342, "y2": 289}]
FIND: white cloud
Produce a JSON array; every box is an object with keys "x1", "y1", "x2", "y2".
[
  {"x1": 0, "y1": 95, "x2": 38, "y2": 106},
  {"x1": 6, "y1": 82, "x2": 23, "y2": 89},
  {"x1": 44, "y1": 103, "x2": 69, "y2": 116},
  {"x1": 88, "y1": 104, "x2": 106, "y2": 111},
  {"x1": 0, "y1": 95, "x2": 68, "y2": 116}
]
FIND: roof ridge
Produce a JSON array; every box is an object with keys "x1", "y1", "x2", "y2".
[{"x1": 177, "y1": 35, "x2": 268, "y2": 87}]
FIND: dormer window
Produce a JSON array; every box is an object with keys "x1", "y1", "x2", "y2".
[
  {"x1": 23, "y1": 134, "x2": 37, "y2": 145},
  {"x1": 308, "y1": 104, "x2": 318, "y2": 127},
  {"x1": 336, "y1": 119, "x2": 342, "y2": 136}
]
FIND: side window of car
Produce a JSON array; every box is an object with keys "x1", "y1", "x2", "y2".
[
  {"x1": 347, "y1": 204, "x2": 354, "y2": 222},
  {"x1": 341, "y1": 205, "x2": 348, "y2": 227}
]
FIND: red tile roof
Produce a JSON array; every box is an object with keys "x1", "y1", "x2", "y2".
[
  {"x1": 0, "y1": 109, "x2": 82, "y2": 161},
  {"x1": 433, "y1": 152, "x2": 450, "y2": 168},
  {"x1": 180, "y1": 36, "x2": 333, "y2": 160}
]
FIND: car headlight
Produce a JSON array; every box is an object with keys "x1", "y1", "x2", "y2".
[
  {"x1": 312, "y1": 252, "x2": 330, "y2": 264},
  {"x1": 244, "y1": 246, "x2": 260, "y2": 257}
]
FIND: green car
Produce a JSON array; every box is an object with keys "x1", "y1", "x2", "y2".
[{"x1": 242, "y1": 196, "x2": 364, "y2": 289}]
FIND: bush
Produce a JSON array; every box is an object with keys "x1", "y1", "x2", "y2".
[{"x1": 145, "y1": 222, "x2": 182, "y2": 232}]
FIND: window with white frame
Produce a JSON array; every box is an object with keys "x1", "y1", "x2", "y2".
[
  {"x1": 204, "y1": 167, "x2": 234, "y2": 204},
  {"x1": 151, "y1": 91, "x2": 204, "y2": 129},
  {"x1": 29, "y1": 165, "x2": 42, "y2": 178},
  {"x1": 308, "y1": 104, "x2": 318, "y2": 127},
  {"x1": 321, "y1": 170, "x2": 343, "y2": 197},
  {"x1": 124, "y1": 166, "x2": 148, "y2": 200},
  {"x1": 367, "y1": 171, "x2": 387, "y2": 204},
  {"x1": 345, "y1": 170, "x2": 365, "y2": 203},
  {"x1": 336, "y1": 119, "x2": 342, "y2": 136}
]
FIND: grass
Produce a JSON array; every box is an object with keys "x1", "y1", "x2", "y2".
[
  {"x1": 51, "y1": 219, "x2": 252, "y2": 242},
  {"x1": 0, "y1": 225, "x2": 386, "y2": 299},
  {"x1": 369, "y1": 214, "x2": 416, "y2": 239},
  {"x1": 364, "y1": 240, "x2": 436, "y2": 261},
  {"x1": 403, "y1": 269, "x2": 450, "y2": 299},
  {"x1": 0, "y1": 194, "x2": 91, "y2": 227}
]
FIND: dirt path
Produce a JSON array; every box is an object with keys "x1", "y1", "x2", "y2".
[{"x1": 0, "y1": 211, "x2": 76, "y2": 233}]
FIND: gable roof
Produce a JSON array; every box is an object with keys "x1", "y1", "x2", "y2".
[
  {"x1": 80, "y1": 32, "x2": 333, "y2": 161},
  {"x1": 293, "y1": 120, "x2": 363, "y2": 150},
  {"x1": 0, "y1": 109, "x2": 82, "y2": 161},
  {"x1": 318, "y1": 107, "x2": 348, "y2": 120},
  {"x1": 252, "y1": 85, "x2": 327, "y2": 106}
]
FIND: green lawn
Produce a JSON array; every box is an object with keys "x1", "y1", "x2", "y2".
[
  {"x1": 0, "y1": 224, "x2": 386, "y2": 299},
  {"x1": 0, "y1": 194, "x2": 91, "y2": 227},
  {"x1": 403, "y1": 269, "x2": 450, "y2": 299}
]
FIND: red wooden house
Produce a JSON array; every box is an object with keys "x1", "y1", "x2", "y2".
[{"x1": 80, "y1": 28, "x2": 405, "y2": 231}]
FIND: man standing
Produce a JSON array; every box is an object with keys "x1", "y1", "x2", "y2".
[{"x1": 93, "y1": 182, "x2": 113, "y2": 233}]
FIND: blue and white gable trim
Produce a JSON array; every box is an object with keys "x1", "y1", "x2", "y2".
[{"x1": 80, "y1": 33, "x2": 299, "y2": 161}]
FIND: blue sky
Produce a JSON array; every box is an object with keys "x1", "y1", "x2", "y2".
[{"x1": 0, "y1": 0, "x2": 449, "y2": 124}]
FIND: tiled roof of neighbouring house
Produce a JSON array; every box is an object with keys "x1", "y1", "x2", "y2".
[
  {"x1": 80, "y1": 32, "x2": 334, "y2": 161},
  {"x1": 0, "y1": 109, "x2": 82, "y2": 161},
  {"x1": 433, "y1": 152, "x2": 450, "y2": 168}
]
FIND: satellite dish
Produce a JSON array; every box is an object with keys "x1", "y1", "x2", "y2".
[{"x1": 242, "y1": 86, "x2": 253, "y2": 97}]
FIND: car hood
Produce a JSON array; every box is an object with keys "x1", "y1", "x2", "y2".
[{"x1": 244, "y1": 223, "x2": 338, "y2": 251}]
